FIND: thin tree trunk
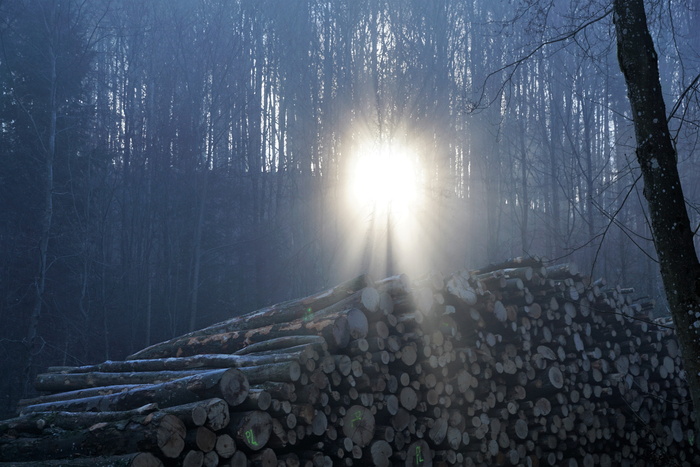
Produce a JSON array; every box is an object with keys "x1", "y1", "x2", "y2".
[
  {"x1": 24, "y1": 39, "x2": 57, "y2": 397},
  {"x1": 485, "y1": 130, "x2": 502, "y2": 262},
  {"x1": 517, "y1": 101, "x2": 529, "y2": 255},
  {"x1": 613, "y1": 0, "x2": 700, "y2": 433},
  {"x1": 189, "y1": 171, "x2": 207, "y2": 332},
  {"x1": 582, "y1": 94, "x2": 595, "y2": 246}
]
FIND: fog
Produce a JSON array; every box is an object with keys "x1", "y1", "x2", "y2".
[{"x1": 1, "y1": 0, "x2": 698, "y2": 417}]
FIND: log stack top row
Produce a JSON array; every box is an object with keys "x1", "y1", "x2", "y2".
[{"x1": 1, "y1": 257, "x2": 698, "y2": 466}]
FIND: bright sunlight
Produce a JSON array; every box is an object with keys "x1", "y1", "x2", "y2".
[
  {"x1": 348, "y1": 141, "x2": 422, "y2": 219},
  {"x1": 341, "y1": 139, "x2": 430, "y2": 278}
]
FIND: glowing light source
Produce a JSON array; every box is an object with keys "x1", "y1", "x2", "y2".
[
  {"x1": 343, "y1": 139, "x2": 425, "y2": 277},
  {"x1": 348, "y1": 142, "x2": 422, "y2": 219}
]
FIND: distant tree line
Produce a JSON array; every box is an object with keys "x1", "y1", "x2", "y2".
[{"x1": 1, "y1": 0, "x2": 698, "y2": 417}]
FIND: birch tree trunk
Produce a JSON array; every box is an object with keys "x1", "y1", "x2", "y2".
[{"x1": 613, "y1": 0, "x2": 700, "y2": 432}]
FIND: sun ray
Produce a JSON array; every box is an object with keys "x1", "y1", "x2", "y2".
[{"x1": 342, "y1": 138, "x2": 430, "y2": 278}]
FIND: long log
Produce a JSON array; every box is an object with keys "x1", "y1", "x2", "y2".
[
  {"x1": 45, "y1": 351, "x2": 313, "y2": 376},
  {"x1": 237, "y1": 361, "x2": 302, "y2": 385},
  {"x1": 0, "y1": 413, "x2": 185, "y2": 461},
  {"x1": 128, "y1": 312, "x2": 352, "y2": 360},
  {"x1": 20, "y1": 368, "x2": 249, "y2": 414},
  {"x1": 0, "y1": 453, "x2": 163, "y2": 467},
  {"x1": 233, "y1": 336, "x2": 327, "y2": 356},
  {"x1": 471, "y1": 256, "x2": 544, "y2": 276},
  {"x1": 0, "y1": 404, "x2": 158, "y2": 435},
  {"x1": 127, "y1": 275, "x2": 371, "y2": 360},
  {"x1": 35, "y1": 370, "x2": 206, "y2": 393},
  {"x1": 18, "y1": 384, "x2": 157, "y2": 409},
  {"x1": 214, "y1": 274, "x2": 371, "y2": 332}
]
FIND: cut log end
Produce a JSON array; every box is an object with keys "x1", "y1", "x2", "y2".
[{"x1": 219, "y1": 369, "x2": 250, "y2": 407}]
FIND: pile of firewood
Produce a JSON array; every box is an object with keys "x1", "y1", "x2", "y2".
[{"x1": 1, "y1": 258, "x2": 698, "y2": 466}]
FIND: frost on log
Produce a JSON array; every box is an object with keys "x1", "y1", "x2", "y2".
[
  {"x1": 613, "y1": 0, "x2": 700, "y2": 435},
  {"x1": 1, "y1": 258, "x2": 699, "y2": 466}
]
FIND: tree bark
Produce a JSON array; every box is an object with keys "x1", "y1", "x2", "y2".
[
  {"x1": 45, "y1": 351, "x2": 307, "y2": 376},
  {"x1": 21, "y1": 368, "x2": 249, "y2": 414},
  {"x1": 613, "y1": 0, "x2": 700, "y2": 433},
  {"x1": 0, "y1": 404, "x2": 158, "y2": 434},
  {"x1": 128, "y1": 311, "x2": 353, "y2": 360},
  {"x1": 142, "y1": 273, "x2": 370, "y2": 349},
  {"x1": 21, "y1": 1, "x2": 59, "y2": 399},
  {"x1": 0, "y1": 452, "x2": 163, "y2": 467},
  {"x1": 233, "y1": 336, "x2": 327, "y2": 356},
  {"x1": 0, "y1": 413, "x2": 185, "y2": 461},
  {"x1": 35, "y1": 370, "x2": 205, "y2": 393}
]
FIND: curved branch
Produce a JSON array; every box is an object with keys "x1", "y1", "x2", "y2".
[
  {"x1": 469, "y1": 7, "x2": 614, "y2": 112},
  {"x1": 668, "y1": 72, "x2": 700, "y2": 143}
]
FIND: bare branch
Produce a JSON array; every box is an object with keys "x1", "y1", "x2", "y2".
[
  {"x1": 469, "y1": 7, "x2": 613, "y2": 112},
  {"x1": 668, "y1": 72, "x2": 700, "y2": 144}
]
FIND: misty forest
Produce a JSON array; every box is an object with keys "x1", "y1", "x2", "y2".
[{"x1": 2, "y1": 0, "x2": 700, "y2": 458}]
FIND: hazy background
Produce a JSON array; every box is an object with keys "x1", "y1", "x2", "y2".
[{"x1": 1, "y1": 0, "x2": 699, "y2": 417}]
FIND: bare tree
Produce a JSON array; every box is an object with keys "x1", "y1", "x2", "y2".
[
  {"x1": 0, "y1": 0, "x2": 95, "y2": 396},
  {"x1": 613, "y1": 0, "x2": 700, "y2": 431}
]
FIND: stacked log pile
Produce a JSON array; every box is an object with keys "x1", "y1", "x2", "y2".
[{"x1": 1, "y1": 258, "x2": 698, "y2": 466}]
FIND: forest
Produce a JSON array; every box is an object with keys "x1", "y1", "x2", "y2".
[{"x1": 0, "y1": 0, "x2": 699, "y2": 421}]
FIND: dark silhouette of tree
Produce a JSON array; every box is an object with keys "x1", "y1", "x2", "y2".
[
  {"x1": 0, "y1": 0, "x2": 96, "y2": 397},
  {"x1": 613, "y1": 0, "x2": 700, "y2": 432}
]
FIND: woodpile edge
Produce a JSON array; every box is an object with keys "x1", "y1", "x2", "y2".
[{"x1": 0, "y1": 257, "x2": 698, "y2": 466}]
